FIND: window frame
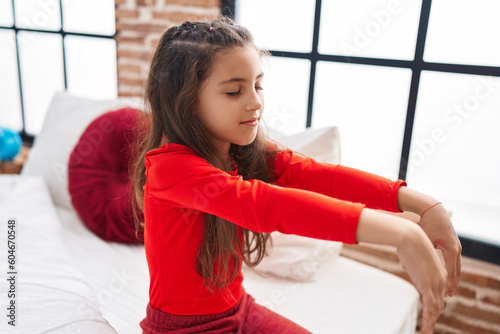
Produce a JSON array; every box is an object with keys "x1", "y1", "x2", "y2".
[
  {"x1": 227, "y1": 0, "x2": 500, "y2": 264},
  {"x1": 0, "y1": 0, "x2": 116, "y2": 145}
]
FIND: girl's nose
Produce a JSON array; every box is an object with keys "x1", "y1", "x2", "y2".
[{"x1": 246, "y1": 90, "x2": 263, "y2": 111}]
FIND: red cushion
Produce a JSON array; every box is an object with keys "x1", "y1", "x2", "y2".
[{"x1": 68, "y1": 108, "x2": 144, "y2": 243}]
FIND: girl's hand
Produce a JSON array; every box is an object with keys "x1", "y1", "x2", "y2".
[
  {"x1": 397, "y1": 186, "x2": 462, "y2": 298},
  {"x1": 356, "y1": 209, "x2": 448, "y2": 334},
  {"x1": 418, "y1": 203, "x2": 462, "y2": 297},
  {"x1": 396, "y1": 224, "x2": 447, "y2": 334}
]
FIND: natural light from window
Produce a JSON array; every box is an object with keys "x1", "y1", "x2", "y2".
[{"x1": 0, "y1": 0, "x2": 117, "y2": 135}]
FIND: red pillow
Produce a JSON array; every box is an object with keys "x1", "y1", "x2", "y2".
[{"x1": 68, "y1": 107, "x2": 144, "y2": 243}]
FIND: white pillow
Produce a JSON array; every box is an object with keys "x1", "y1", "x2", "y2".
[
  {"x1": 252, "y1": 126, "x2": 343, "y2": 282},
  {"x1": 253, "y1": 233, "x2": 343, "y2": 282},
  {"x1": 21, "y1": 91, "x2": 142, "y2": 210},
  {"x1": 267, "y1": 126, "x2": 341, "y2": 164},
  {"x1": 0, "y1": 175, "x2": 117, "y2": 333}
]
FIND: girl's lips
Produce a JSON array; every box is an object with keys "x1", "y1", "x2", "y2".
[{"x1": 240, "y1": 118, "x2": 259, "y2": 126}]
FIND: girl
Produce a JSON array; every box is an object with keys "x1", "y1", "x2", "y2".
[{"x1": 133, "y1": 17, "x2": 461, "y2": 334}]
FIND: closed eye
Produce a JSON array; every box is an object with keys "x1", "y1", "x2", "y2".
[{"x1": 227, "y1": 90, "x2": 241, "y2": 96}]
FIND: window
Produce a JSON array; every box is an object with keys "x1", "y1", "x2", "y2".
[
  {"x1": 232, "y1": 0, "x2": 500, "y2": 263},
  {"x1": 0, "y1": 0, "x2": 117, "y2": 142}
]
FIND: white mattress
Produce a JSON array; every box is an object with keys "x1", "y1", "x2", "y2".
[{"x1": 1, "y1": 175, "x2": 419, "y2": 333}]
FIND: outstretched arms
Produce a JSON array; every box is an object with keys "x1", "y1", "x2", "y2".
[{"x1": 275, "y1": 150, "x2": 462, "y2": 305}]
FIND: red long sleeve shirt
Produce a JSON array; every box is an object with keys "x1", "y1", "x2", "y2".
[{"x1": 143, "y1": 143, "x2": 406, "y2": 315}]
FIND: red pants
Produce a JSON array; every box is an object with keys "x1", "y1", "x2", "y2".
[{"x1": 140, "y1": 292, "x2": 312, "y2": 333}]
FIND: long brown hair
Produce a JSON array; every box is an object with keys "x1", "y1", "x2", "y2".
[{"x1": 132, "y1": 17, "x2": 279, "y2": 292}]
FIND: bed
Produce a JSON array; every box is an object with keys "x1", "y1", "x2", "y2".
[{"x1": 0, "y1": 91, "x2": 419, "y2": 333}]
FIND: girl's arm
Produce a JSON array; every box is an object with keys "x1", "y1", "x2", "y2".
[
  {"x1": 274, "y1": 152, "x2": 405, "y2": 213},
  {"x1": 397, "y1": 186, "x2": 462, "y2": 298},
  {"x1": 356, "y1": 208, "x2": 447, "y2": 334},
  {"x1": 275, "y1": 151, "x2": 461, "y2": 298}
]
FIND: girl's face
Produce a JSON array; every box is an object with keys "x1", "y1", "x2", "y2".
[{"x1": 197, "y1": 45, "x2": 264, "y2": 155}]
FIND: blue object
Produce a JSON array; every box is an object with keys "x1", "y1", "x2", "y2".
[{"x1": 0, "y1": 127, "x2": 22, "y2": 161}]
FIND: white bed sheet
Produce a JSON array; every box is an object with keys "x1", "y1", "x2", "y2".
[
  {"x1": 56, "y1": 206, "x2": 149, "y2": 334},
  {"x1": 0, "y1": 175, "x2": 117, "y2": 334},
  {"x1": 1, "y1": 175, "x2": 418, "y2": 333},
  {"x1": 55, "y1": 201, "x2": 419, "y2": 334}
]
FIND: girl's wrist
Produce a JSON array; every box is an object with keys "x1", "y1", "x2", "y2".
[
  {"x1": 420, "y1": 202, "x2": 443, "y2": 219},
  {"x1": 397, "y1": 186, "x2": 438, "y2": 216}
]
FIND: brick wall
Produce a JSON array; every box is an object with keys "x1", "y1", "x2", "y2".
[
  {"x1": 114, "y1": 1, "x2": 500, "y2": 332},
  {"x1": 115, "y1": 0, "x2": 221, "y2": 98}
]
